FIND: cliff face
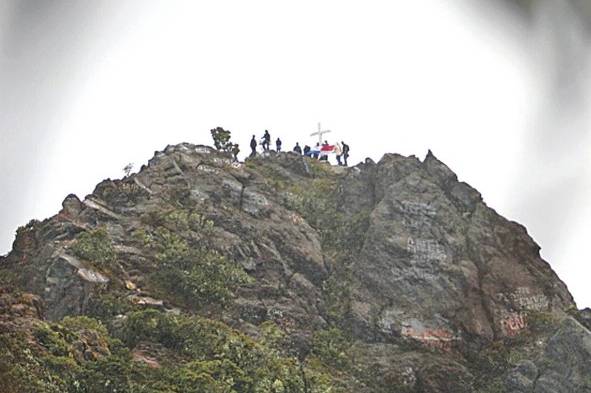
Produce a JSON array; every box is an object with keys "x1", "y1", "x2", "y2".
[{"x1": 1, "y1": 143, "x2": 589, "y2": 392}]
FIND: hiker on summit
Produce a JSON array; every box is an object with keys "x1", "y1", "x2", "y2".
[
  {"x1": 250, "y1": 135, "x2": 257, "y2": 157},
  {"x1": 261, "y1": 130, "x2": 271, "y2": 151},
  {"x1": 342, "y1": 141, "x2": 350, "y2": 166},
  {"x1": 311, "y1": 143, "x2": 321, "y2": 159},
  {"x1": 303, "y1": 145, "x2": 311, "y2": 157},
  {"x1": 319, "y1": 141, "x2": 335, "y2": 162},
  {"x1": 276, "y1": 138, "x2": 282, "y2": 152},
  {"x1": 231, "y1": 144, "x2": 240, "y2": 162},
  {"x1": 334, "y1": 142, "x2": 343, "y2": 166},
  {"x1": 293, "y1": 143, "x2": 302, "y2": 154}
]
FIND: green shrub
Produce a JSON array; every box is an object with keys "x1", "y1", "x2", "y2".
[
  {"x1": 70, "y1": 228, "x2": 116, "y2": 266},
  {"x1": 323, "y1": 271, "x2": 353, "y2": 322},
  {"x1": 139, "y1": 211, "x2": 252, "y2": 310},
  {"x1": 118, "y1": 309, "x2": 183, "y2": 349},
  {"x1": 0, "y1": 330, "x2": 71, "y2": 393},
  {"x1": 67, "y1": 350, "x2": 134, "y2": 393},
  {"x1": 140, "y1": 208, "x2": 214, "y2": 236},
  {"x1": 3, "y1": 309, "x2": 342, "y2": 393},
  {"x1": 260, "y1": 321, "x2": 287, "y2": 350},
  {"x1": 61, "y1": 316, "x2": 109, "y2": 337},
  {"x1": 153, "y1": 227, "x2": 191, "y2": 265},
  {"x1": 173, "y1": 359, "x2": 237, "y2": 392},
  {"x1": 146, "y1": 226, "x2": 252, "y2": 310},
  {"x1": 1, "y1": 362, "x2": 67, "y2": 393},
  {"x1": 150, "y1": 250, "x2": 252, "y2": 310},
  {"x1": 34, "y1": 324, "x2": 71, "y2": 358},
  {"x1": 311, "y1": 328, "x2": 352, "y2": 370},
  {"x1": 86, "y1": 293, "x2": 132, "y2": 322},
  {"x1": 117, "y1": 310, "x2": 337, "y2": 392},
  {"x1": 184, "y1": 251, "x2": 252, "y2": 304}
]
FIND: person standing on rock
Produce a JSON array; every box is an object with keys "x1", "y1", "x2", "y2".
[
  {"x1": 276, "y1": 138, "x2": 282, "y2": 152},
  {"x1": 250, "y1": 135, "x2": 257, "y2": 157},
  {"x1": 261, "y1": 130, "x2": 271, "y2": 151},
  {"x1": 342, "y1": 141, "x2": 350, "y2": 166},
  {"x1": 334, "y1": 142, "x2": 343, "y2": 166},
  {"x1": 311, "y1": 143, "x2": 321, "y2": 159},
  {"x1": 293, "y1": 143, "x2": 302, "y2": 154},
  {"x1": 231, "y1": 144, "x2": 240, "y2": 162},
  {"x1": 319, "y1": 141, "x2": 333, "y2": 162}
]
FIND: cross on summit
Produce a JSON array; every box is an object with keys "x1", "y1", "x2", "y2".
[{"x1": 310, "y1": 122, "x2": 332, "y2": 144}]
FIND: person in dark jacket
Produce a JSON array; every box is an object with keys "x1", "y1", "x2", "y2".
[
  {"x1": 262, "y1": 130, "x2": 271, "y2": 151},
  {"x1": 342, "y1": 141, "x2": 350, "y2": 166},
  {"x1": 293, "y1": 143, "x2": 302, "y2": 154},
  {"x1": 276, "y1": 138, "x2": 282, "y2": 152},
  {"x1": 303, "y1": 145, "x2": 311, "y2": 157},
  {"x1": 250, "y1": 135, "x2": 257, "y2": 157}
]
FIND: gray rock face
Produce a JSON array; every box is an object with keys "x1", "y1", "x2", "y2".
[
  {"x1": 43, "y1": 253, "x2": 109, "y2": 320},
  {"x1": 506, "y1": 360, "x2": 539, "y2": 392},
  {"x1": 505, "y1": 318, "x2": 591, "y2": 393},
  {"x1": 344, "y1": 152, "x2": 573, "y2": 348},
  {"x1": 534, "y1": 318, "x2": 591, "y2": 392},
  {"x1": 1, "y1": 142, "x2": 589, "y2": 392}
]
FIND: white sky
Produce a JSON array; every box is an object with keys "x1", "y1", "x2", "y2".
[{"x1": 1, "y1": 0, "x2": 590, "y2": 307}]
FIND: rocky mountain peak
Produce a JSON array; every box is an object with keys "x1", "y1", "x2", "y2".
[{"x1": 0, "y1": 142, "x2": 589, "y2": 392}]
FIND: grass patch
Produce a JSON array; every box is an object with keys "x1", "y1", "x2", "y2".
[{"x1": 70, "y1": 228, "x2": 116, "y2": 267}]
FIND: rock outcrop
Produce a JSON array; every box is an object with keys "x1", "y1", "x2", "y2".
[{"x1": 0, "y1": 143, "x2": 589, "y2": 392}]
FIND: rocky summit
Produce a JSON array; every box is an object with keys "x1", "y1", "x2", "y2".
[{"x1": 1, "y1": 143, "x2": 590, "y2": 392}]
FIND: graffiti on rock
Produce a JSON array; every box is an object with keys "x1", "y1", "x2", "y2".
[
  {"x1": 500, "y1": 313, "x2": 527, "y2": 337},
  {"x1": 401, "y1": 326, "x2": 459, "y2": 351},
  {"x1": 401, "y1": 201, "x2": 437, "y2": 217},
  {"x1": 401, "y1": 201, "x2": 437, "y2": 230},
  {"x1": 496, "y1": 287, "x2": 549, "y2": 312},
  {"x1": 407, "y1": 237, "x2": 447, "y2": 262}
]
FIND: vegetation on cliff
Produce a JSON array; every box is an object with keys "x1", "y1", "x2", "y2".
[
  {"x1": 1, "y1": 143, "x2": 589, "y2": 392},
  {"x1": 1, "y1": 308, "x2": 342, "y2": 393}
]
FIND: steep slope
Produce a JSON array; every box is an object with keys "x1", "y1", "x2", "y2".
[{"x1": 0, "y1": 143, "x2": 589, "y2": 392}]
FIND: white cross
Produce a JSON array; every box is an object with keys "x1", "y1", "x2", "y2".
[{"x1": 310, "y1": 122, "x2": 332, "y2": 144}]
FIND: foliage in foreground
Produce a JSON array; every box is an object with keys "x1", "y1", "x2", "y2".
[{"x1": 0, "y1": 310, "x2": 342, "y2": 393}]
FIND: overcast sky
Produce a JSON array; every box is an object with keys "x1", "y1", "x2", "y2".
[{"x1": 1, "y1": 0, "x2": 590, "y2": 307}]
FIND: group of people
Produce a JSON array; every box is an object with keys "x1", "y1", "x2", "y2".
[
  {"x1": 248, "y1": 130, "x2": 351, "y2": 166},
  {"x1": 293, "y1": 141, "x2": 350, "y2": 166},
  {"x1": 250, "y1": 130, "x2": 283, "y2": 155}
]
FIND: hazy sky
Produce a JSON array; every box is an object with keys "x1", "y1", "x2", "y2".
[{"x1": 1, "y1": 0, "x2": 590, "y2": 307}]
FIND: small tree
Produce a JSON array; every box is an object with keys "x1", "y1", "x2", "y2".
[
  {"x1": 210, "y1": 127, "x2": 233, "y2": 152},
  {"x1": 123, "y1": 163, "x2": 134, "y2": 177}
]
